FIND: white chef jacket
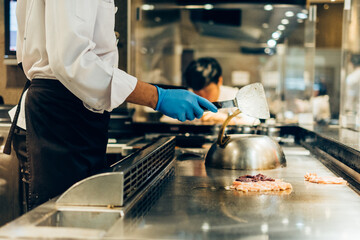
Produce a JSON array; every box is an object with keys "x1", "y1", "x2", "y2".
[
  {"x1": 344, "y1": 68, "x2": 360, "y2": 113},
  {"x1": 13, "y1": 0, "x2": 137, "y2": 129}
]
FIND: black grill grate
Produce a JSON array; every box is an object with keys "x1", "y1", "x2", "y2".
[
  {"x1": 123, "y1": 165, "x2": 175, "y2": 232},
  {"x1": 122, "y1": 138, "x2": 175, "y2": 203}
]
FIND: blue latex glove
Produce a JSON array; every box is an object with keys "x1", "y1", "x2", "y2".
[{"x1": 155, "y1": 86, "x2": 218, "y2": 122}]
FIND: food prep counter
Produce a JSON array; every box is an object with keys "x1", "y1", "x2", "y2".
[
  {"x1": 0, "y1": 130, "x2": 360, "y2": 239},
  {"x1": 106, "y1": 143, "x2": 360, "y2": 239}
]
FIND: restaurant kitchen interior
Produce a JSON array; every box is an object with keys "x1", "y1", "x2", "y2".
[{"x1": 1, "y1": 0, "x2": 360, "y2": 239}]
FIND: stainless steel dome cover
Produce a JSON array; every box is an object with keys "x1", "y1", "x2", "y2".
[{"x1": 205, "y1": 134, "x2": 286, "y2": 170}]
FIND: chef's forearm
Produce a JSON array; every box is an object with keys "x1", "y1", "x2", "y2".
[{"x1": 125, "y1": 80, "x2": 158, "y2": 109}]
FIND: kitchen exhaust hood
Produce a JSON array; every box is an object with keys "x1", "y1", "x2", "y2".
[{"x1": 139, "y1": 0, "x2": 307, "y2": 48}]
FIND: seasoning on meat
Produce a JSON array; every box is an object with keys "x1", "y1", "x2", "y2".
[
  {"x1": 230, "y1": 174, "x2": 292, "y2": 193},
  {"x1": 304, "y1": 173, "x2": 347, "y2": 185},
  {"x1": 235, "y1": 173, "x2": 275, "y2": 182}
]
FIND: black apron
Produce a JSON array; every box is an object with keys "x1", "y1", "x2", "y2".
[{"x1": 9, "y1": 79, "x2": 110, "y2": 210}]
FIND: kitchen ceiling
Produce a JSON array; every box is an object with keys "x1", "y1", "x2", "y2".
[
  {"x1": 140, "y1": 1, "x2": 308, "y2": 49},
  {"x1": 190, "y1": 5, "x2": 307, "y2": 45}
]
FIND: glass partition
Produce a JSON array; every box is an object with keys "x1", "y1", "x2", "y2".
[
  {"x1": 280, "y1": 5, "x2": 316, "y2": 125},
  {"x1": 340, "y1": 0, "x2": 360, "y2": 131},
  {"x1": 128, "y1": 1, "x2": 311, "y2": 123}
]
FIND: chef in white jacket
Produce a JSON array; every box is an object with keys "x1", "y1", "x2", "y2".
[{"x1": 5, "y1": 0, "x2": 217, "y2": 211}]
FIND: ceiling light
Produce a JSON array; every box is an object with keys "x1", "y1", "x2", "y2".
[
  {"x1": 285, "y1": 11, "x2": 294, "y2": 17},
  {"x1": 264, "y1": 4, "x2": 273, "y2": 11},
  {"x1": 262, "y1": 23, "x2": 269, "y2": 29},
  {"x1": 201, "y1": 222, "x2": 210, "y2": 232},
  {"x1": 267, "y1": 39, "x2": 277, "y2": 48},
  {"x1": 272, "y1": 31, "x2": 281, "y2": 40},
  {"x1": 264, "y1": 48, "x2": 275, "y2": 55},
  {"x1": 281, "y1": 19, "x2": 290, "y2": 25},
  {"x1": 278, "y1": 25, "x2": 286, "y2": 31},
  {"x1": 141, "y1": 4, "x2": 154, "y2": 11},
  {"x1": 297, "y1": 13, "x2": 308, "y2": 19},
  {"x1": 204, "y1": 4, "x2": 213, "y2": 10}
]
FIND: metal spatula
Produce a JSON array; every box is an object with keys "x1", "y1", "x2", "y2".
[{"x1": 211, "y1": 83, "x2": 270, "y2": 119}]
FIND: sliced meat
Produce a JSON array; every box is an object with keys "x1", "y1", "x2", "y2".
[
  {"x1": 235, "y1": 173, "x2": 275, "y2": 182},
  {"x1": 304, "y1": 173, "x2": 347, "y2": 185},
  {"x1": 231, "y1": 178, "x2": 292, "y2": 193}
]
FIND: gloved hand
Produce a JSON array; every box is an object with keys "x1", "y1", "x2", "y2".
[{"x1": 155, "y1": 86, "x2": 218, "y2": 122}]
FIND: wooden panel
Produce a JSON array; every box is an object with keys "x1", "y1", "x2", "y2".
[{"x1": 316, "y1": 3, "x2": 343, "y2": 48}]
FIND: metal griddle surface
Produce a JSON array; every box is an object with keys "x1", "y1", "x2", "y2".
[{"x1": 105, "y1": 144, "x2": 360, "y2": 240}]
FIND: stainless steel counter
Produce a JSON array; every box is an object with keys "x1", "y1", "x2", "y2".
[
  {"x1": 1, "y1": 142, "x2": 360, "y2": 239},
  {"x1": 301, "y1": 124, "x2": 360, "y2": 150},
  {"x1": 106, "y1": 143, "x2": 360, "y2": 239}
]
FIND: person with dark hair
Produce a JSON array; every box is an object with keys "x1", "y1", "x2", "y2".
[
  {"x1": 184, "y1": 57, "x2": 225, "y2": 103},
  {"x1": 344, "y1": 53, "x2": 360, "y2": 119},
  {"x1": 183, "y1": 57, "x2": 260, "y2": 125},
  {"x1": 351, "y1": 54, "x2": 360, "y2": 68},
  {"x1": 312, "y1": 77, "x2": 330, "y2": 123}
]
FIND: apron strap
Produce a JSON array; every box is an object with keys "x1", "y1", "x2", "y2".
[{"x1": 3, "y1": 63, "x2": 30, "y2": 155}]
